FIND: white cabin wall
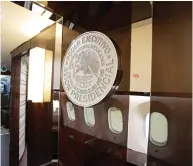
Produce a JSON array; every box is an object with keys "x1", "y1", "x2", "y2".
[
  {"x1": 127, "y1": 18, "x2": 152, "y2": 156},
  {"x1": 130, "y1": 19, "x2": 152, "y2": 92}
]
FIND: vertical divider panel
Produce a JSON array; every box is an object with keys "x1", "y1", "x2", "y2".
[
  {"x1": 59, "y1": 2, "x2": 132, "y2": 166},
  {"x1": 148, "y1": 2, "x2": 192, "y2": 166},
  {"x1": 9, "y1": 57, "x2": 21, "y2": 166}
]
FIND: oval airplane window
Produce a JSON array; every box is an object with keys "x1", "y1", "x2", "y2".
[
  {"x1": 108, "y1": 107, "x2": 123, "y2": 134},
  {"x1": 150, "y1": 112, "x2": 168, "y2": 146},
  {"x1": 66, "y1": 102, "x2": 75, "y2": 121},
  {"x1": 84, "y1": 107, "x2": 95, "y2": 127}
]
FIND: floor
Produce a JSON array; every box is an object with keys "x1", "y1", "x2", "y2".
[
  {"x1": 1, "y1": 131, "x2": 10, "y2": 166},
  {"x1": 1, "y1": 126, "x2": 57, "y2": 166},
  {"x1": 1, "y1": 125, "x2": 28, "y2": 166},
  {"x1": 19, "y1": 147, "x2": 57, "y2": 166}
]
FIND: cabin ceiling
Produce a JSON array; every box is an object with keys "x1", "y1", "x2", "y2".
[
  {"x1": 4, "y1": 1, "x2": 151, "y2": 69},
  {"x1": 48, "y1": 1, "x2": 151, "y2": 31},
  {"x1": 1, "y1": 2, "x2": 54, "y2": 70}
]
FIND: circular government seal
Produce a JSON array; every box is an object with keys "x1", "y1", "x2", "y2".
[{"x1": 62, "y1": 31, "x2": 119, "y2": 107}]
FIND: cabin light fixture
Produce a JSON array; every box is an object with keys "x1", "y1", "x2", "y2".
[{"x1": 28, "y1": 47, "x2": 53, "y2": 103}]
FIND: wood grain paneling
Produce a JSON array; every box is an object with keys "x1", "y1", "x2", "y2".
[
  {"x1": 59, "y1": 126, "x2": 133, "y2": 166},
  {"x1": 48, "y1": 2, "x2": 150, "y2": 30},
  {"x1": 107, "y1": 25, "x2": 131, "y2": 91},
  {"x1": 151, "y1": 1, "x2": 192, "y2": 93},
  {"x1": 9, "y1": 57, "x2": 21, "y2": 166},
  {"x1": 149, "y1": 2, "x2": 192, "y2": 166},
  {"x1": 27, "y1": 101, "x2": 52, "y2": 166},
  {"x1": 59, "y1": 123, "x2": 173, "y2": 166},
  {"x1": 60, "y1": 93, "x2": 129, "y2": 147},
  {"x1": 148, "y1": 97, "x2": 192, "y2": 166}
]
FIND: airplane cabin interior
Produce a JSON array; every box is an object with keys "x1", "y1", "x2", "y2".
[{"x1": 0, "y1": 1, "x2": 192, "y2": 166}]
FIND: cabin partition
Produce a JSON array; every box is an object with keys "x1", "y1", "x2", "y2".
[
  {"x1": 58, "y1": 2, "x2": 151, "y2": 166},
  {"x1": 58, "y1": 1, "x2": 192, "y2": 166},
  {"x1": 148, "y1": 2, "x2": 192, "y2": 166},
  {"x1": 9, "y1": 11, "x2": 63, "y2": 166}
]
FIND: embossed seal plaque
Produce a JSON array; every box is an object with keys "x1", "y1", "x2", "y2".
[{"x1": 62, "y1": 31, "x2": 118, "y2": 107}]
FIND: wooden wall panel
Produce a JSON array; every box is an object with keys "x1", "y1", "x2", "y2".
[
  {"x1": 27, "y1": 102, "x2": 52, "y2": 166},
  {"x1": 148, "y1": 97, "x2": 192, "y2": 166},
  {"x1": 60, "y1": 93, "x2": 129, "y2": 147},
  {"x1": 107, "y1": 25, "x2": 131, "y2": 91},
  {"x1": 151, "y1": 1, "x2": 192, "y2": 94},
  {"x1": 149, "y1": 2, "x2": 192, "y2": 166},
  {"x1": 9, "y1": 57, "x2": 21, "y2": 166},
  {"x1": 59, "y1": 2, "x2": 132, "y2": 166},
  {"x1": 59, "y1": 126, "x2": 133, "y2": 166}
]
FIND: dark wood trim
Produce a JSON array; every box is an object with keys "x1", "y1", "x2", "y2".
[
  {"x1": 52, "y1": 89, "x2": 61, "y2": 92},
  {"x1": 151, "y1": 92, "x2": 192, "y2": 98},
  {"x1": 151, "y1": 1, "x2": 192, "y2": 94},
  {"x1": 115, "y1": 91, "x2": 150, "y2": 96},
  {"x1": 115, "y1": 92, "x2": 192, "y2": 98},
  {"x1": 9, "y1": 56, "x2": 21, "y2": 166},
  {"x1": 27, "y1": 101, "x2": 53, "y2": 166}
]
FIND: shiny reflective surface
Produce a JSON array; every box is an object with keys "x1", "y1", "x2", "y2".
[
  {"x1": 59, "y1": 1, "x2": 153, "y2": 166},
  {"x1": 8, "y1": 2, "x2": 192, "y2": 166}
]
